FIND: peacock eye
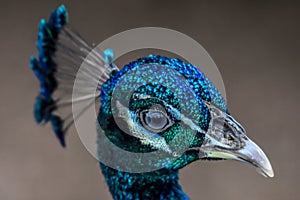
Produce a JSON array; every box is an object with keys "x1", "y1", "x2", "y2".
[
  {"x1": 145, "y1": 111, "x2": 167, "y2": 129},
  {"x1": 140, "y1": 107, "x2": 172, "y2": 133}
]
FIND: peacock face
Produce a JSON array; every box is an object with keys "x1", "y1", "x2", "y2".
[
  {"x1": 30, "y1": 5, "x2": 274, "y2": 184},
  {"x1": 98, "y1": 55, "x2": 274, "y2": 177}
]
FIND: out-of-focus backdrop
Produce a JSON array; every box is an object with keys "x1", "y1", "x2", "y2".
[{"x1": 1, "y1": 1, "x2": 299, "y2": 200}]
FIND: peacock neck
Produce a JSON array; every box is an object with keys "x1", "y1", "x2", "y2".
[{"x1": 100, "y1": 163, "x2": 189, "y2": 200}]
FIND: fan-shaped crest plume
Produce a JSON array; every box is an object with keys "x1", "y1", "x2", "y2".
[{"x1": 30, "y1": 5, "x2": 115, "y2": 147}]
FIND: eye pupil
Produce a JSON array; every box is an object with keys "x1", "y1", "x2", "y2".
[{"x1": 145, "y1": 111, "x2": 168, "y2": 130}]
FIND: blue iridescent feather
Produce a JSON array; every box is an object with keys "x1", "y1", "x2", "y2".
[
  {"x1": 100, "y1": 55, "x2": 227, "y2": 113},
  {"x1": 97, "y1": 55, "x2": 227, "y2": 200},
  {"x1": 30, "y1": 5, "x2": 68, "y2": 147}
]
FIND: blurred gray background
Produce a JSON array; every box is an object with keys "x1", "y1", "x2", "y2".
[{"x1": 0, "y1": 0, "x2": 299, "y2": 200}]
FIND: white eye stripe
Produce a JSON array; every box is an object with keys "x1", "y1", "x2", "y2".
[
  {"x1": 132, "y1": 93, "x2": 207, "y2": 135},
  {"x1": 134, "y1": 94, "x2": 181, "y2": 121}
]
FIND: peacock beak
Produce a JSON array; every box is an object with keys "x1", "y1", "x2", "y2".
[
  {"x1": 197, "y1": 105, "x2": 274, "y2": 178},
  {"x1": 200, "y1": 136, "x2": 274, "y2": 178}
]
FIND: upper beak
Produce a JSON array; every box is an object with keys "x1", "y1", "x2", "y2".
[{"x1": 198, "y1": 106, "x2": 274, "y2": 178}]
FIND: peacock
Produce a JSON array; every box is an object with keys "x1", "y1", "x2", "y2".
[{"x1": 30, "y1": 5, "x2": 274, "y2": 200}]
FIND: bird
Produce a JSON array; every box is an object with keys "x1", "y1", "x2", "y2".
[{"x1": 30, "y1": 5, "x2": 274, "y2": 200}]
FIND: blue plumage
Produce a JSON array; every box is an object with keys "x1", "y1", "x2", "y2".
[
  {"x1": 96, "y1": 55, "x2": 225, "y2": 199},
  {"x1": 30, "y1": 5, "x2": 274, "y2": 200}
]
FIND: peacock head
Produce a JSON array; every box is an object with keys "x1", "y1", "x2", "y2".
[
  {"x1": 30, "y1": 5, "x2": 273, "y2": 179},
  {"x1": 97, "y1": 54, "x2": 274, "y2": 177}
]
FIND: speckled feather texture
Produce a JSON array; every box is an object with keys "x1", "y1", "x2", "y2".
[
  {"x1": 100, "y1": 164, "x2": 189, "y2": 200},
  {"x1": 97, "y1": 55, "x2": 227, "y2": 200}
]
